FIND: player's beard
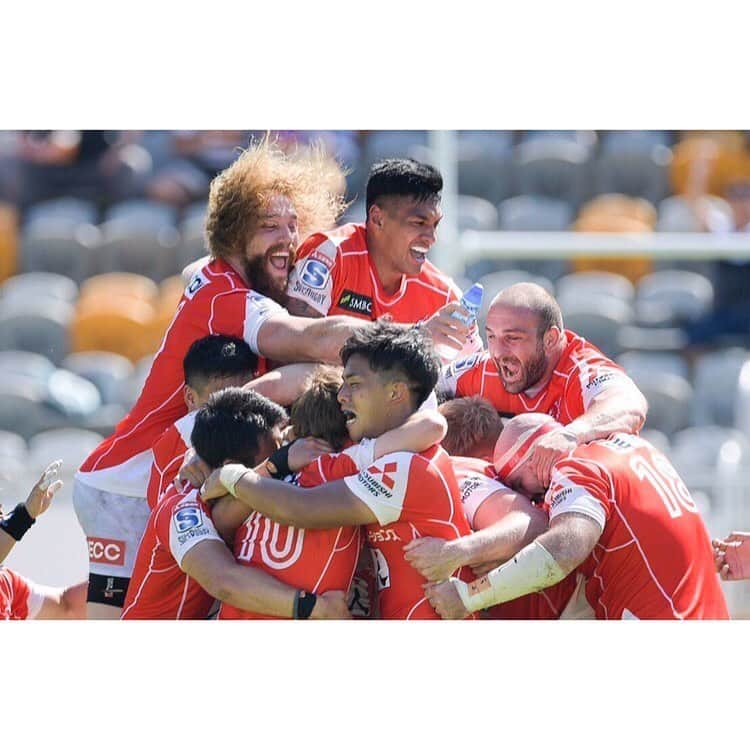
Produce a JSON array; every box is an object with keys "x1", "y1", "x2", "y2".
[
  {"x1": 497, "y1": 340, "x2": 548, "y2": 394},
  {"x1": 243, "y1": 245, "x2": 296, "y2": 305}
]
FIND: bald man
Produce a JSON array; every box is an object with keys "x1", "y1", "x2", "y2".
[
  {"x1": 424, "y1": 413, "x2": 729, "y2": 620},
  {"x1": 439, "y1": 283, "x2": 648, "y2": 485}
]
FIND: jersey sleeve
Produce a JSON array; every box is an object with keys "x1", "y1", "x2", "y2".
[
  {"x1": 343, "y1": 452, "x2": 438, "y2": 526},
  {"x1": 544, "y1": 456, "x2": 613, "y2": 531},
  {"x1": 159, "y1": 491, "x2": 223, "y2": 567},
  {"x1": 286, "y1": 233, "x2": 341, "y2": 316},
  {"x1": 563, "y1": 355, "x2": 641, "y2": 415},
  {"x1": 2, "y1": 569, "x2": 32, "y2": 620},
  {"x1": 459, "y1": 472, "x2": 509, "y2": 529},
  {"x1": 437, "y1": 352, "x2": 485, "y2": 399}
]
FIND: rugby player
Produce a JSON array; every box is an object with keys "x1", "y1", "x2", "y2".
[
  {"x1": 147, "y1": 335, "x2": 258, "y2": 509},
  {"x1": 73, "y1": 139, "x2": 379, "y2": 619},
  {"x1": 424, "y1": 413, "x2": 729, "y2": 620},
  {"x1": 122, "y1": 388, "x2": 350, "y2": 620},
  {"x1": 440, "y1": 282, "x2": 648, "y2": 485},
  {"x1": 286, "y1": 158, "x2": 475, "y2": 354},
  {"x1": 713, "y1": 531, "x2": 750, "y2": 580},
  {"x1": 202, "y1": 323, "x2": 474, "y2": 620},
  {"x1": 1, "y1": 462, "x2": 86, "y2": 620}
]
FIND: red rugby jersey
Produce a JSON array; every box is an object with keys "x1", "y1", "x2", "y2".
[
  {"x1": 287, "y1": 222, "x2": 460, "y2": 322},
  {"x1": 77, "y1": 259, "x2": 283, "y2": 498},
  {"x1": 146, "y1": 412, "x2": 195, "y2": 510}
]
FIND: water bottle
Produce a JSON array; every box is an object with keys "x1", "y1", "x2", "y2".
[{"x1": 435, "y1": 283, "x2": 484, "y2": 363}]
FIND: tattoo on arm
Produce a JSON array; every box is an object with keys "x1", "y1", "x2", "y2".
[{"x1": 285, "y1": 296, "x2": 324, "y2": 318}]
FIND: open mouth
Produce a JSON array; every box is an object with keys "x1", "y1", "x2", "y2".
[
  {"x1": 498, "y1": 360, "x2": 522, "y2": 382},
  {"x1": 267, "y1": 251, "x2": 291, "y2": 271},
  {"x1": 342, "y1": 409, "x2": 357, "y2": 425},
  {"x1": 409, "y1": 247, "x2": 428, "y2": 265}
]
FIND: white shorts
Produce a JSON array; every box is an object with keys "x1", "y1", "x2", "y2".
[{"x1": 72, "y1": 477, "x2": 151, "y2": 581}]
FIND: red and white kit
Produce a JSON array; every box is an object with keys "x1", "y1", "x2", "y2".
[
  {"x1": 440, "y1": 330, "x2": 635, "y2": 422},
  {"x1": 343, "y1": 444, "x2": 474, "y2": 620},
  {"x1": 287, "y1": 223, "x2": 461, "y2": 322},
  {"x1": 146, "y1": 412, "x2": 196, "y2": 510},
  {"x1": 1, "y1": 568, "x2": 49, "y2": 620},
  {"x1": 544, "y1": 434, "x2": 729, "y2": 620},
  {"x1": 121, "y1": 486, "x2": 223, "y2": 620},
  {"x1": 219, "y1": 448, "x2": 365, "y2": 620}
]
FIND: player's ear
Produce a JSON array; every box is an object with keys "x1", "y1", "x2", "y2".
[
  {"x1": 369, "y1": 203, "x2": 384, "y2": 229},
  {"x1": 543, "y1": 326, "x2": 562, "y2": 352},
  {"x1": 390, "y1": 380, "x2": 411, "y2": 405},
  {"x1": 184, "y1": 384, "x2": 198, "y2": 410}
]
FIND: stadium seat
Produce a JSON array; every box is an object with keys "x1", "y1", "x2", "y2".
[
  {"x1": 363, "y1": 131, "x2": 429, "y2": 166},
  {"x1": 62, "y1": 351, "x2": 135, "y2": 405},
  {"x1": 635, "y1": 270, "x2": 714, "y2": 326},
  {"x1": 626, "y1": 370, "x2": 693, "y2": 436},
  {"x1": 0, "y1": 429, "x2": 28, "y2": 483},
  {"x1": 80, "y1": 403, "x2": 129, "y2": 437},
  {"x1": 556, "y1": 271, "x2": 635, "y2": 305},
  {"x1": 575, "y1": 193, "x2": 657, "y2": 228},
  {"x1": 28, "y1": 428, "x2": 104, "y2": 476},
  {"x1": 734, "y1": 360, "x2": 750, "y2": 440},
  {"x1": 104, "y1": 199, "x2": 179, "y2": 227},
  {"x1": 558, "y1": 296, "x2": 633, "y2": 358},
  {"x1": 655, "y1": 194, "x2": 734, "y2": 232},
  {"x1": 25, "y1": 197, "x2": 98, "y2": 228},
  {"x1": 692, "y1": 348, "x2": 750, "y2": 427},
  {"x1": 176, "y1": 211, "x2": 208, "y2": 272},
  {"x1": 670, "y1": 135, "x2": 750, "y2": 197},
  {"x1": 458, "y1": 131, "x2": 515, "y2": 204},
  {"x1": 514, "y1": 138, "x2": 590, "y2": 209},
  {"x1": 0, "y1": 379, "x2": 66, "y2": 441},
  {"x1": 617, "y1": 350, "x2": 689, "y2": 381},
  {"x1": 497, "y1": 195, "x2": 574, "y2": 231},
  {"x1": 457, "y1": 195, "x2": 498, "y2": 231},
  {"x1": 0, "y1": 271, "x2": 78, "y2": 306},
  {"x1": 147, "y1": 275, "x2": 187, "y2": 349},
  {"x1": 518, "y1": 131, "x2": 597, "y2": 150},
  {"x1": 0, "y1": 298, "x2": 73, "y2": 364},
  {"x1": 592, "y1": 149, "x2": 671, "y2": 206},
  {"x1": 19, "y1": 217, "x2": 100, "y2": 282},
  {"x1": 78, "y1": 272, "x2": 159, "y2": 311},
  {"x1": 0, "y1": 202, "x2": 18, "y2": 283},
  {"x1": 96, "y1": 216, "x2": 180, "y2": 281},
  {"x1": 616, "y1": 324, "x2": 689, "y2": 353},
  {"x1": 0, "y1": 350, "x2": 56, "y2": 385},
  {"x1": 71, "y1": 300, "x2": 157, "y2": 363},
  {"x1": 598, "y1": 131, "x2": 673, "y2": 154},
  {"x1": 118, "y1": 355, "x2": 154, "y2": 408}
]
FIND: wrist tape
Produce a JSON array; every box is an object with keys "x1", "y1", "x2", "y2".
[{"x1": 218, "y1": 464, "x2": 250, "y2": 498}]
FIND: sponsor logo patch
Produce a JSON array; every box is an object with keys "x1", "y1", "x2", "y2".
[
  {"x1": 173, "y1": 505, "x2": 204, "y2": 534},
  {"x1": 184, "y1": 270, "x2": 210, "y2": 300},
  {"x1": 87, "y1": 537, "x2": 126, "y2": 566},
  {"x1": 300, "y1": 259, "x2": 330, "y2": 289},
  {"x1": 338, "y1": 290, "x2": 373, "y2": 316},
  {"x1": 366, "y1": 461, "x2": 397, "y2": 490}
]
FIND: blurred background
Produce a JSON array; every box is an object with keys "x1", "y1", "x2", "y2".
[{"x1": 1, "y1": 129, "x2": 750, "y2": 616}]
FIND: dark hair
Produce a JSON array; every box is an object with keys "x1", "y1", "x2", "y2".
[
  {"x1": 191, "y1": 387, "x2": 287, "y2": 469},
  {"x1": 291, "y1": 365, "x2": 349, "y2": 451},
  {"x1": 365, "y1": 158, "x2": 442, "y2": 214},
  {"x1": 183, "y1": 335, "x2": 258, "y2": 390},
  {"x1": 339, "y1": 322, "x2": 439, "y2": 409}
]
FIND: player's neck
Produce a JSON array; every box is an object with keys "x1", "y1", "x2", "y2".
[{"x1": 367, "y1": 229, "x2": 404, "y2": 295}]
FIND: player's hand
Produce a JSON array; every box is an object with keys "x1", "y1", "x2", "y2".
[
  {"x1": 24, "y1": 460, "x2": 64, "y2": 518},
  {"x1": 422, "y1": 302, "x2": 471, "y2": 352},
  {"x1": 176, "y1": 448, "x2": 212, "y2": 491},
  {"x1": 471, "y1": 559, "x2": 503, "y2": 577},
  {"x1": 424, "y1": 579, "x2": 470, "y2": 620},
  {"x1": 288, "y1": 438, "x2": 333, "y2": 473},
  {"x1": 403, "y1": 537, "x2": 462, "y2": 582},
  {"x1": 199, "y1": 468, "x2": 228, "y2": 502},
  {"x1": 528, "y1": 428, "x2": 577, "y2": 487},
  {"x1": 311, "y1": 590, "x2": 352, "y2": 620},
  {"x1": 712, "y1": 533, "x2": 750, "y2": 581}
]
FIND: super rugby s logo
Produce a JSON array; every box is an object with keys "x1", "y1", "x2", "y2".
[{"x1": 236, "y1": 512, "x2": 305, "y2": 570}]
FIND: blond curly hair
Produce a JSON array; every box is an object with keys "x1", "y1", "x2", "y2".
[{"x1": 205, "y1": 136, "x2": 348, "y2": 259}]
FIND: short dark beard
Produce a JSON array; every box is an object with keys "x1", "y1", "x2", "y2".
[
  {"x1": 243, "y1": 254, "x2": 289, "y2": 305},
  {"x1": 522, "y1": 339, "x2": 548, "y2": 391}
]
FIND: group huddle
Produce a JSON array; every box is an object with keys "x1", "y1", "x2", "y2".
[{"x1": 0, "y1": 140, "x2": 735, "y2": 620}]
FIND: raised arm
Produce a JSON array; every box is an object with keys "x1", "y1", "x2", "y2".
[
  {"x1": 243, "y1": 363, "x2": 322, "y2": 406},
  {"x1": 424, "y1": 511, "x2": 601, "y2": 619}
]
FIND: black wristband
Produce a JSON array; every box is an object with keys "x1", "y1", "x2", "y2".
[
  {"x1": 293, "y1": 590, "x2": 317, "y2": 620},
  {"x1": 0, "y1": 503, "x2": 36, "y2": 541},
  {"x1": 265, "y1": 442, "x2": 293, "y2": 479}
]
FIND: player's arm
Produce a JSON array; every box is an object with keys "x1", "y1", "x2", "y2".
[
  {"x1": 256, "y1": 314, "x2": 370, "y2": 365},
  {"x1": 179, "y1": 540, "x2": 349, "y2": 619},
  {"x1": 35, "y1": 581, "x2": 88, "y2": 619},
  {"x1": 202, "y1": 466, "x2": 379, "y2": 529},
  {"x1": 529, "y1": 375, "x2": 648, "y2": 485},
  {"x1": 285, "y1": 296, "x2": 325, "y2": 318},
  {"x1": 404, "y1": 487, "x2": 548, "y2": 582},
  {"x1": 425, "y1": 512, "x2": 601, "y2": 619},
  {"x1": 0, "y1": 461, "x2": 63, "y2": 564},
  {"x1": 243, "y1": 363, "x2": 324, "y2": 405}
]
